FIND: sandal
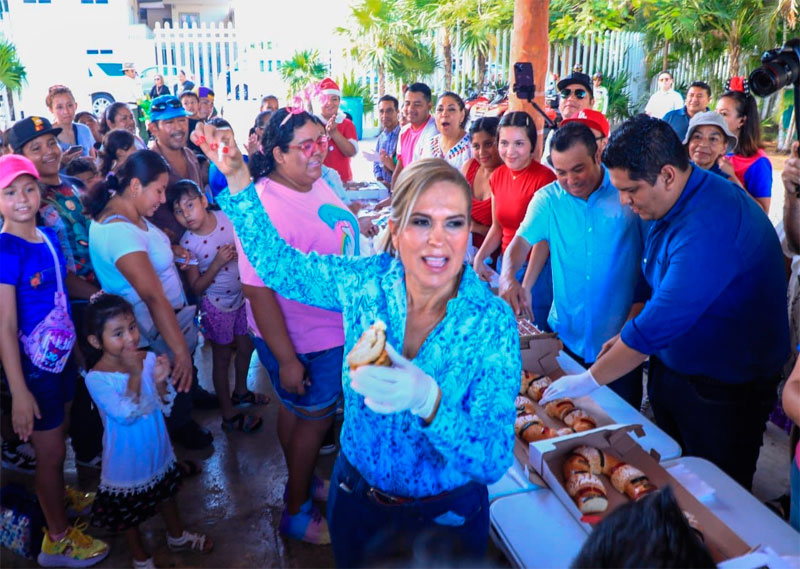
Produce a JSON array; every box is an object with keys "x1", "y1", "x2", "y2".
[
  {"x1": 167, "y1": 530, "x2": 213, "y2": 553},
  {"x1": 177, "y1": 459, "x2": 201, "y2": 478},
  {"x1": 231, "y1": 390, "x2": 271, "y2": 407},
  {"x1": 221, "y1": 413, "x2": 263, "y2": 433}
]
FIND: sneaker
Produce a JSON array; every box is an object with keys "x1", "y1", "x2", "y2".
[
  {"x1": 318, "y1": 443, "x2": 337, "y2": 456},
  {"x1": 1, "y1": 440, "x2": 36, "y2": 473},
  {"x1": 37, "y1": 522, "x2": 110, "y2": 568},
  {"x1": 170, "y1": 420, "x2": 213, "y2": 450},
  {"x1": 279, "y1": 500, "x2": 331, "y2": 545},
  {"x1": 75, "y1": 454, "x2": 102, "y2": 469},
  {"x1": 64, "y1": 486, "x2": 96, "y2": 517}
]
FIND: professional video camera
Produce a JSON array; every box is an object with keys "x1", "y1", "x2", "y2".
[
  {"x1": 749, "y1": 38, "x2": 799, "y2": 161},
  {"x1": 749, "y1": 38, "x2": 800, "y2": 97}
]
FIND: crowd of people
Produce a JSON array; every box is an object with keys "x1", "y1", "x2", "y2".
[{"x1": 0, "y1": 64, "x2": 797, "y2": 569}]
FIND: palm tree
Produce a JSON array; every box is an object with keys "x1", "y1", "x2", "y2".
[
  {"x1": 337, "y1": 0, "x2": 401, "y2": 97},
  {"x1": 337, "y1": 0, "x2": 438, "y2": 96},
  {"x1": 0, "y1": 40, "x2": 26, "y2": 122},
  {"x1": 278, "y1": 49, "x2": 327, "y2": 99},
  {"x1": 459, "y1": 0, "x2": 513, "y2": 89}
]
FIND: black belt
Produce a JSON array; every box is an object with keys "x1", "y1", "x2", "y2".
[{"x1": 338, "y1": 453, "x2": 479, "y2": 508}]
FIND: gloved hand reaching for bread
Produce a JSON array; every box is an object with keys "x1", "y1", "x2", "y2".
[{"x1": 540, "y1": 370, "x2": 600, "y2": 404}]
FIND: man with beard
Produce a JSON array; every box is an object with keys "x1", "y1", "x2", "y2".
[{"x1": 148, "y1": 94, "x2": 203, "y2": 243}]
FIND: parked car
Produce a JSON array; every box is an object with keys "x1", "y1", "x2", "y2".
[{"x1": 86, "y1": 62, "x2": 128, "y2": 114}]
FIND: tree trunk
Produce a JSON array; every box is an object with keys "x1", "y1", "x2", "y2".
[
  {"x1": 728, "y1": 23, "x2": 740, "y2": 78},
  {"x1": 5, "y1": 85, "x2": 15, "y2": 122},
  {"x1": 443, "y1": 28, "x2": 453, "y2": 91},
  {"x1": 662, "y1": 40, "x2": 670, "y2": 72},
  {"x1": 728, "y1": 42, "x2": 740, "y2": 78},
  {"x1": 378, "y1": 65, "x2": 386, "y2": 98},
  {"x1": 477, "y1": 53, "x2": 487, "y2": 90},
  {"x1": 509, "y1": 0, "x2": 549, "y2": 159}
]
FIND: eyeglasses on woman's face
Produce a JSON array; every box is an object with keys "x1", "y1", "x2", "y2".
[{"x1": 288, "y1": 135, "x2": 329, "y2": 157}]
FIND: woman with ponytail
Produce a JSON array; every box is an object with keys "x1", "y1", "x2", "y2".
[
  {"x1": 716, "y1": 78, "x2": 772, "y2": 213},
  {"x1": 237, "y1": 107, "x2": 361, "y2": 545},
  {"x1": 84, "y1": 150, "x2": 196, "y2": 399}
]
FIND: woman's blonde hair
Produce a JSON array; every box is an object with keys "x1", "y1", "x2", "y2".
[{"x1": 381, "y1": 158, "x2": 473, "y2": 255}]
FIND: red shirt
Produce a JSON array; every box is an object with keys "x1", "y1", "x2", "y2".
[
  {"x1": 324, "y1": 118, "x2": 357, "y2": 182},
  {"x1": 490, "y1": 161, "x2": 556, "y2": 252}
]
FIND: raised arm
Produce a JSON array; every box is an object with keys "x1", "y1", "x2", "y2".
[{"x1": 192, "y1": 122, "x2": 368, "y2": 313}]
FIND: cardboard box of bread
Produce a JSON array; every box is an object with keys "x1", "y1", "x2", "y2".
[
  {"x1": 514, "y1": 370, "x2": 616, "y2": 467},
  {"x1": 529, "y1": 425, "x2": 750, "y2": 562}
]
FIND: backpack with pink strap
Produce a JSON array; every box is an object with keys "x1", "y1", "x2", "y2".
[{"x1": 18, "y1": 230, "x2": 76, "y2": 373}]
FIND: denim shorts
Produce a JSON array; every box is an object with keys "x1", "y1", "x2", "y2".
[
  {"x1": 252, "y1": 336, "x2": 343, "y2": 419},
  {"x1": 3, "y1": 352, "x2": 77, "y2": 431}
]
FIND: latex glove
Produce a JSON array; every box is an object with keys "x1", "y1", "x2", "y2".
[
  {"x1": 350, "y1": 343, "x2": 441, "y2": 419},
  {"x1": 540, "y1": 370, "x2": 600, "y2": 404}
]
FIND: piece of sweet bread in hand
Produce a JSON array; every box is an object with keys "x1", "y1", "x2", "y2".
[{"x1": 346, "y1": 320, "x2": 391, "y2": 370}]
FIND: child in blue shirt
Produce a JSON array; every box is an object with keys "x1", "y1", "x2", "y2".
[{"x1": 0, "y1": 154, "x2": 109, "y2": 567}]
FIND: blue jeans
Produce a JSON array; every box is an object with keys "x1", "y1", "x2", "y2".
[
  {"x1": 327, "y1": 453, "x2": 490, "y2": 568},
  {"x1": 252, "y1": 336, "x2": 343, "y2": 419}
]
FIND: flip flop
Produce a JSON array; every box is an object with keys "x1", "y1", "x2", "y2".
[
  {"x1": 221, "y1": 413, "x2": 263, "y2": 433},
  {"x1": 231, "y1": 390, "x2": 271, "y2": 407}
]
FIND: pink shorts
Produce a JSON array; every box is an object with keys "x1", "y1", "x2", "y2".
[{"x1": 200, "y1": 297, "x2": 248, "y2": 345}]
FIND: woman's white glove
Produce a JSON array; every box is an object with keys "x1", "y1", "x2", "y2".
[
  {"x1": 350, "y1": 344, "x2": 441, "y2": 419},
  {"x1": 540, "y1": 370, "x2": 600, "y2": 404}
]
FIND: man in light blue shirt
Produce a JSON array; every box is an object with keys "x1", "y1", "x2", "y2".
[{"x1": 499, "y1": 122, "x2": 647, "y2": 407}]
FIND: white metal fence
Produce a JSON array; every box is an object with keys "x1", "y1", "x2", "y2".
[{"x1": 152, "y1": 22, "x2": 240, "y2": 96}]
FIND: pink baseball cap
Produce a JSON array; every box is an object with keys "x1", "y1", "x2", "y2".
[{"x1": 0, "y1": 154, "x2": 40, "y2": 188}]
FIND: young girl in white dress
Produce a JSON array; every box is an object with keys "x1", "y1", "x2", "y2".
[{"x1": 84, "y1": 293, "x2": 213, "y2": 568}]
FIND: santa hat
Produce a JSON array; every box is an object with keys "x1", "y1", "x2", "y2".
[{"x1": 318, "y1": 78, "x2": 341, "y2": 97}]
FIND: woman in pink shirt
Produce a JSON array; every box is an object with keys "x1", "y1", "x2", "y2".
[{"x1": 236, "y1": 110, "x2": 361, "y2": 545}]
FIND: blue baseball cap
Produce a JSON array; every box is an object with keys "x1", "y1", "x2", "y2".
[{"x1": 150, "y1": 95, "x2": 189, "y2": 122}]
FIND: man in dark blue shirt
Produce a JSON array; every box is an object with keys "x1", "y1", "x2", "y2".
[
  {"x1": 541, "y1": 114, "x2": 789, "y2": 490},
  {"x1": 663, "y1": 81, "x2": 711, "y2": 141}
]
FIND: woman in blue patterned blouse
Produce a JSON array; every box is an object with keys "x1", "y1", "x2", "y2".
[{"x1": 190, "y1": 122, "x2": 520, "y2": 567}]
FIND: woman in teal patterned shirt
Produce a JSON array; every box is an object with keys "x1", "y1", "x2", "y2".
[{"x1": 191, "y1": 122, "x2": 520, "y2": 567}]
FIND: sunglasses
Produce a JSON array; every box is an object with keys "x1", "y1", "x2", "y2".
[
  {"x1": 151, "y1": 99, "x2": 183, "y2": 112},
  {"x1": 288, "y1": 135, "x2": 329, "y2": 157},
  {"x1": 560, "y1": 88, "x2": 588, "y2": 100}
]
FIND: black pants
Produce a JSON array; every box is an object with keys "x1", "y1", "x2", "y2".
[
  {"x1": 68, "y1": 300, "x2": 103, "y2": 462},
  {"x1": 563, "y1": 346, "x2": 644, "y2": 410},
  {"x1": 648, "y1": 357, "x2": 778, "y2": 491}
]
